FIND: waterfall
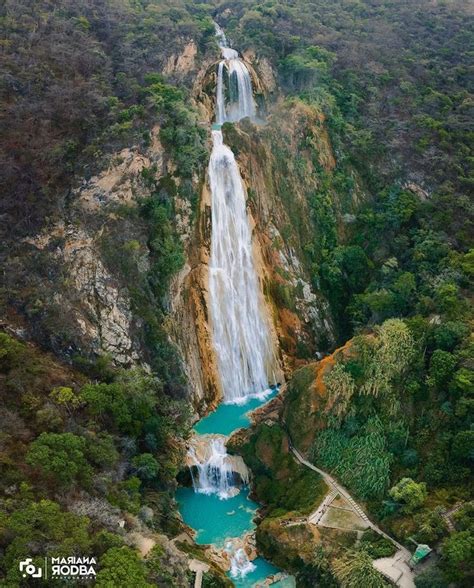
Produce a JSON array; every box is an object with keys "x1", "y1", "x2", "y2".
[
  {"x1": 216, "y1": 61, "x2": 226, "y2": 126},
  {"x1": 208, "y1": 130, "x2": 273, "y2": 403},
  {"x1": 228, "y1": 545, "x2": 256, "y2": 579},
  {"x1": 189, "y1": 437, "x2": 235, "y2": 499},
  {"x1": 186, "y1": 23, "x2": 275, "y2": 500},
  {"x1": 214, "y1": 22, "x2": 228, "y2": 48},
  {"x1": 215, "y1": 25, "x2": 256, "y2": 124},
  {"x1": 187, "y1": 435, "x2": 250, "y2": 499}
]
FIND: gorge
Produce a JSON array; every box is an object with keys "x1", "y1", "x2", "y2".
[
  {"x1": 1, "y1": 2, "x2": 472, "y2": 587},
  {"x1": 177, "y1": 25, "x2": 290, "y2": 586}
]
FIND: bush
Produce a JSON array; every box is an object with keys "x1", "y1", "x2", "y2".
[
  {"x1": 96, "y1": 547, "x2": 152, "y2": 588},
  {"x1": 26, "y1": 432, "x2": 92, "y2": 487}
]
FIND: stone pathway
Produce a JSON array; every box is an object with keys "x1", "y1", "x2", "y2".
[
  {"x1": 286, "y1": 440, "x2": 416, "y2": 588},
  {"x1": 373, "y1": 550, "x2": 416, "y2": 588},
  {"x1": 441, "y1": 501, "x2": 466, "y2": 533}
]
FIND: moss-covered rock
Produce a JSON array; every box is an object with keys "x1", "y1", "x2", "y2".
[{"x1": 233, "y1": 422, "x2": 327, "y2": 516}]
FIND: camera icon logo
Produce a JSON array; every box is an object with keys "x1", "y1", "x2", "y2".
[{"x1": 19, "y1": 558, "x2": 43, "y2": 578}]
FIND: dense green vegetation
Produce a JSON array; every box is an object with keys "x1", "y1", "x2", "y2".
[
  {"x1": 0, "y1": 331, "x2": 194, "y2": 584},
  {"x1": 285, "y1": 314, "x2": 473, "y2": 584},
  {"x1": 217, "y1": 0, "x2": 473, "y2": 337},
  {"x1": 1, "y1": 0, "x2": 214, "y2": 236},
  {"x1": 216, "y1": 1, "x2": 473, "y2": 584},
  {"x1": 231, "y1": 423, "x2": 327, "y2": 516},
  {"x1": 0, "y1": 0, "x2": 472, "y2": 585}
]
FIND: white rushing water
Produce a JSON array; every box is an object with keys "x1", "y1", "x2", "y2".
[
  {"x1": 189, "y1": 23, "x2": 275, "y2": 499},
  {"x1": 215, "y1": 25, "x2": 256, "y2": 124},
  {"x1": 228, "y1": 545, "x2": 256, "y2": 579},
  {"x1": 182, "y1": 24, "x2": 287, "y2": 585},
  {"x1": 208, "y1": 130, "x2": 273, "y2": 403},
  {"x1": 189, "y1": 437, "x2": 235, "y2": 499}
]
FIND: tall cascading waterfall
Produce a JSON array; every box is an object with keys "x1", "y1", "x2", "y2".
[
  {"x1": 187, "y1": 27, "x2": 279, "y2": 579},
  {"x1": 210, "y1": 23, "x2": 273, "y2": 403},
  {"x1": 208, "y1": 130, "x2": 274, "y2": 403}
]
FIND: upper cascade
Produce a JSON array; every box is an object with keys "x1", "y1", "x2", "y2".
[{"x1": 214, "y1": 23, "x2": 256, "y2": 124}]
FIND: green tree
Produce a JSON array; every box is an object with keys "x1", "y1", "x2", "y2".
[
  {"x1": 96, "y1": 547, "x2": 152, "y2": 588},
  {"x1": 3, "y1": 499, "x2": 91, "y2": 583},
  {"x1": 324, "y1": 362, "x2": 356, "y2": 420},
  {"x1": 440, "y1": 531, "x2": 474, "y2": 583},
  {"x1": 360, "y1": 319, "x2": 415, "y2": 398},
  {"x1": 26, "y1": 432, "x2": 92, "y2": 487},
  {"x1": 132, "y1": 453, "x2": 160, "y2": 481},
  {"x1": 80, "y1": 370, "x2": 157, "y2": 436},
  {"x1": 426, "y1": 350, "x2": 457, "y2": 389},
  {"x1": 451, "y1": 430, "x2": 474, "y2": 462},
  {"x1": 85, "y1": 433, "x2": 119, "y2": 469},
  {"x1": 389, "y1": 478, "x2": 427, "y2": 513},
  {"x1": 415, "y1": 566, "x2": 448, "y2": 588},
  {"x1": 50, "y1": 386, "x2": 82, "y2": 412}
]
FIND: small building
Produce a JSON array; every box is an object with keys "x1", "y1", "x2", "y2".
[{"x1": 410, "y1": 544, "x2": 432, "y2": 566}]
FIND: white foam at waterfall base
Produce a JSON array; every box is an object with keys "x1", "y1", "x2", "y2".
[{"x1": 208, "y1": 130, "x2": 274, "y2": 403}]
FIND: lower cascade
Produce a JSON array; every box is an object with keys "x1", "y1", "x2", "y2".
[
  {"x1": 187, "y1": 435, "x2": 249, "y2": 499},
  {"x1": 228, "y1": 546, "x2": 256, "y2": 579}
]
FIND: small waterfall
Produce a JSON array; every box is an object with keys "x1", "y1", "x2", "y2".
[
  {"x1": 216, "y1": 61, "x2": 226, "y2": 126},
  {"x1": 215, "y1": 25, "x2": 256, "y2": 124},
  {"x1": 208, "y1": 130, "x2": 273, "y2": 403},
  {"x1": 214, "y1": 22, "x2": 228, "y2": 47},
  {"x1": 187, "y1": 436, "x2": 249, "y2": 499},
  {"x1": 228, "y1": 546, "x2": 256, "y2": 579}
]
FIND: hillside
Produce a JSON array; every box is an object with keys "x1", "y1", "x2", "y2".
[{"x1": 0, "y1": 1, "x2": 472, "y2": 586}]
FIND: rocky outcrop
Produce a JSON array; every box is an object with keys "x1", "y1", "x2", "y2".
[
  {"x1": 16, "y1": 128, "x2": 170, "y2": 367},
  {"x1": 164, "y1": 41, "x2": 198, "y2": 76},
  {"x1": 169, "y1": 178, "x2": 223, "y2": 409},
  {"x1": 74, "y1": 134, "x2": 164, "y2": 213},
  {"x1": 257, "y1": 517, "x2": 322, "y2": 569},
  {"x1": 57, "y1": 227, "x2": 142, "y2": 365}
]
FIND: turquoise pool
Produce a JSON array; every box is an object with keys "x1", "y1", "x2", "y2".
[
  {"x1": 178, "y1": 389, "x2": 290, "y2": 586},
  {"x1": 176, "y1": 486, "x2": 258, "y2": 547},
  {"x1": 194, "y1": 388, "x2": 277, "y2": 436}
]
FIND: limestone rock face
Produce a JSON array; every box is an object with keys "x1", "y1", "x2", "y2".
[
  {"x1": 15, "y1": 126, "x2": 168, "y2": 367},
  {"x1": 169, "y1": 180, "x2": 223, "y2": 409},
  {"x1": 62, "y1": 229, "x2": 141, "y2": 365},
  {"x1": 164, "y1": 40, "x2": 198, "y2": 76},
  {"x1": 220, "y1": 104, "x2": 342, "y2": 371},
  {"x1": 75, "y1": 142, "x2": 163, "y2": 213}
]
